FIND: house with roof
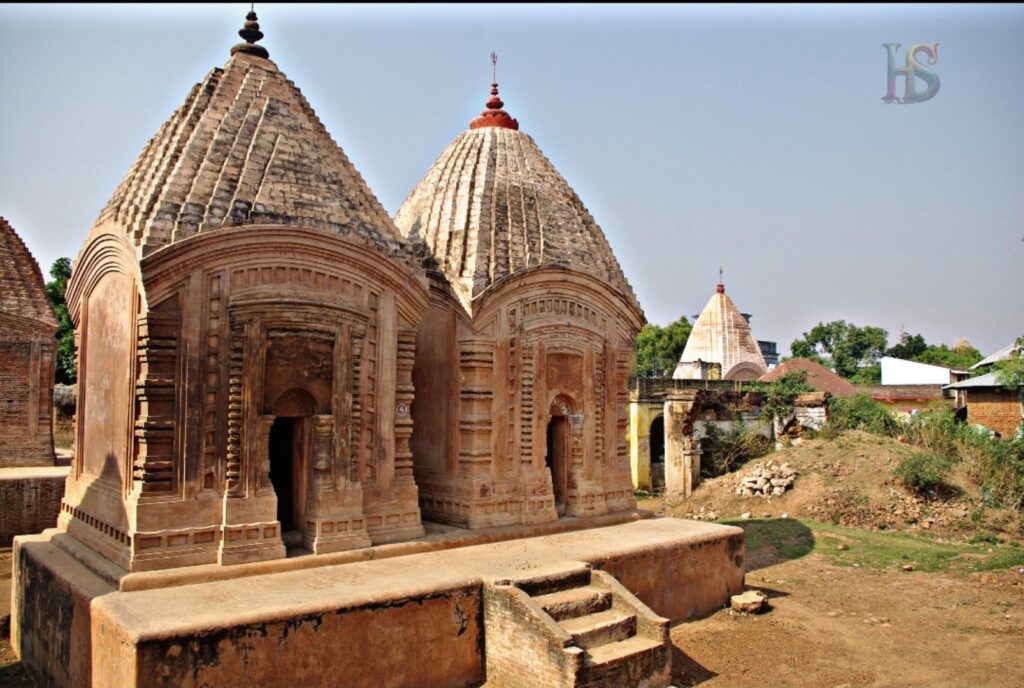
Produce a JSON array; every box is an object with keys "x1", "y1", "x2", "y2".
[{"x1": 945, "y1": 341, "x2": 1023, "y2": 438}]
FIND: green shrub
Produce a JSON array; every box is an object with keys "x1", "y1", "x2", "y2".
[
  {"x1": 827, "y1": 393, "x2": 900, "y2": 436},
  {"x1": 894, "y1": 452, "x2": 954, "y2": 494},
  {"x1": 700, "y1": 423, "x2": 774, "y2": 478}
]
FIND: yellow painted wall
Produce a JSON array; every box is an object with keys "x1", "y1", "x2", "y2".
[{"x1": 628, "y1": 401, "x2": 663, "y2": 490}]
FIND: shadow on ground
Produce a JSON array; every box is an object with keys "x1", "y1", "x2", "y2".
[
  {"x1": 720, "y1": 518, "x2": 815, "y2": 571},
  {"x1": 672, "y1": 644, "x2": 718, "y2": 687}
]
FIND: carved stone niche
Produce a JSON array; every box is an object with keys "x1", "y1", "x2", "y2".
[{"x1": 219, "y1": 305, "x2": 373, "y2": 564}]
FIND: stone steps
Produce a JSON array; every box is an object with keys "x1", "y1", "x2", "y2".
[
  {"x1": 559, "y1": 608, "x2": 636, "y2": 649},
  {"x1": 517, "y1": 569, "x2": 671, "y2": 687},
  {"x1": 533, "y1": 585, "x2": 612, "y2": 622}
]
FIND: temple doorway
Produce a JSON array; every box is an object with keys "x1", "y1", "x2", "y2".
[
  {"x1": 268, "y1": 388, "x2": 316, "y2": 547},
  {"x1": 649, "y1": 416, "x2": 665, "y2": 489},
  {"x1": 545, "y1": 396, "x2": 573, "y2": 516}
]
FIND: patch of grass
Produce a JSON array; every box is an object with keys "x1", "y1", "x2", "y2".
[
  {"x1": 718, "y1": 518, "x2": 815, "y2": 565},
  {"x1": 718, "y1": 517, "x2": 1024, "y2": 575}
]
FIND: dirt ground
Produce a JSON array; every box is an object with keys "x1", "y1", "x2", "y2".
[
  {"x1": 670, "y1": 543, "x2": 1024, "y2": 687},
  {"x1": 4, "y1": 428, "x2": 1024, "y2": 688}
]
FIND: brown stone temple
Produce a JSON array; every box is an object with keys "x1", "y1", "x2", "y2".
[
  {"x1": 15, "y1": 16, "x2": 747, "y2": 688},
  {"x1": 58, "y1": 12, "x2": 428, "y2": 572},
  {"x1": 0, "y1": 217, "x2": 57, "y2": 467},
  {"x1": 395, "y1": 69, "x2": 645, "y2": 528}
]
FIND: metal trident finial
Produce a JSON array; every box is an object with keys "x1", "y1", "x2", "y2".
[{"x1": 491, "y1": 52, "x2": 498, "y2": 83}]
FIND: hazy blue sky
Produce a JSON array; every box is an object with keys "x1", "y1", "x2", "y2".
[{"x1": 1, "y1": 4, "x2": 1021, "y2": 357}]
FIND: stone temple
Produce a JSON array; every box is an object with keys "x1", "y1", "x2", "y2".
[
  {"x1": 395, "y1": 75, "x2": 643, "y2": 528},
  {"x1": 13, "y1": 13, "x2": 744, "y2": 687},
  {"x1": 0, "y1": 217, "x2": 57, "y2": 468},
  {"x1": 56, "y1": 14, "x2": 428, "y2": 571},
  {"x1": 672, "y1": 277, "x2": 768, "y2": 381}
]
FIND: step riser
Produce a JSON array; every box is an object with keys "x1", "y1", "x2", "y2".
[
  {"x1": 543, "y1": 592, "x2": 612, "y2": 622},
  {"x1": 515, "y1": 570, "x2": 593, "y2": 597},
  {"x1": 571, "y1": 615, "x2": 636, "y2": 650},
  {"x1": 581, "y1": 645, "x2": 671, "y2": 687}
]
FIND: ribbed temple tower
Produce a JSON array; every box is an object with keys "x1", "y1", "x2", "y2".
[
  {"x1": 673, "y1": 276, "x2": 767, "y2": 381},
  {"x1": 395, "y1": 61, "x2": 645, "y2": 528},
  {"x1": 59, "y1": 11, "x2": 428, "y2": 572},
  {"x1": 0, "y1": 217, "x2": 57, "y2": 467}
]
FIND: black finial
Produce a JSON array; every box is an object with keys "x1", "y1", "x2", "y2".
[{"x1": 231, "y1": 7, "x2": 269, "y2": 59}]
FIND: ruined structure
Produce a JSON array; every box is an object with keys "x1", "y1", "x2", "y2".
[
  {"x1": 56, "y1": 12, "x2": 428, "y2": 572},
  {"x1": 395, "y1": 67, "x2": 644, "y2": 528},
  {"x1": 0, "y1": 217, "x2": 57, "y2": 467},
  {"x1": 673, "y1": 277, "x2": 768, "y2": 381}
]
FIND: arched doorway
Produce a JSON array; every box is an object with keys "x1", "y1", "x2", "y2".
[
  {"x1": 546, "y1": 396, "x2": 574, "y2": 516},
  {"x1": 649, "y1": 415, "x2": 665, "y2": 489},
  {"x1": 268, "y1": 388, "x2": 317, "y2": 547}
]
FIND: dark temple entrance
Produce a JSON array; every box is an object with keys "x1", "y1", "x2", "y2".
[
  {"x1": 267, "y1": 387, "x2": 317, "y2": 548},
  {"x1": 269, "y1": 417, "x2": 298, "y2": 533},
  {"x1": 650, "y1": 416, "x2": 665, "y2": 489},
  {"x1": 546, "y1": 415, "x2": 569, "y2": 516}
]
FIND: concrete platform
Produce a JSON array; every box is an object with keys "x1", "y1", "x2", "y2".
[{"x1": 13, "y1": 517, "x2": 745, "y2": 687}]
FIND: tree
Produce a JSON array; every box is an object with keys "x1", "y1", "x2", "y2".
[
  {"x1": 635, "y1": 316, "x2": 692, "y2": 377},
  {"x1": 886, "y1": 331, "x2": 983, "y2": 371},
  {"x1": 45, "y1": 257, "x2": 76, "y2": 384},
  {"x1": 886, "y1": 332, "x2": 927, "y2": 361},
  {"x1": 914, "y1": 342, "x2": 983, "y2": 371},
  {"x1": 789, "y1": 320, "x2": 888, "y2": 384},
  {"x1": 994, "y1": 336, "x2": 1024, "y2": 392}
]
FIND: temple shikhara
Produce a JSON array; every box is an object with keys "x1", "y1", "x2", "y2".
[
  {"x1": 12, "y1": 12, "x2": 744, "y2": 688},
  {"x1": 673, "y1": 275, "x2": 768, "y2": 381},
  {"x1": 395, "y1": 60, "x2": 643, "y2": 528}
]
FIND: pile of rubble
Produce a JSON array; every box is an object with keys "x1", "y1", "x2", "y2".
[{"x1": 736, "y1": 460, "x2": 797, "y2": 498}]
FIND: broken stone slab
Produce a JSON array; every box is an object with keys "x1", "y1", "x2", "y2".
[{"x1": 731, "y1": 589, "x2": 768, "y2": 613}]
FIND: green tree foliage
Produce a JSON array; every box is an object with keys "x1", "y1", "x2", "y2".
[
  {"x1": 993, "y1": 336, "x2": 1024, "y2": 392},
  {"x1": 886, "y1": 331, "x2": 983, "y2": 371},
  {"x1": 790, "y1": 320, "x2": 888, "y2": 384},
  {"x1": 45, "y1": 257, "x2": 76, "y2": 384},
  {"x1": 885, "y1": 332, "x2": 927, "y2": 360},
  {"x1": 756, "y1": 370, "x2": 814, "y2": 420},
  {"x1": 635, "y1": 316, "x2": 692, "y2": 377}
]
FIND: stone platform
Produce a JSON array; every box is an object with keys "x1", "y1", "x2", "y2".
[
  {"x1": 0, "y1": 466, "x2": 68, "y2": 545},
  {"x1": 13, "y1": 517, "x2": 744, "y2": 687}
]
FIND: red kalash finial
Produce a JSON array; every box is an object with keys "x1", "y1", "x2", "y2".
[
  {"x1": 470, "y1": 52, "x2": 520, "y2": 130},
  {"x1": 716, "y1": 268, "x2": 725, "y2": 294}
]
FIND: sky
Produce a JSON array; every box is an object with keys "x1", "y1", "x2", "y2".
[{"x1": 1, "y1": 3, "x2": 1022, "y2": 357}]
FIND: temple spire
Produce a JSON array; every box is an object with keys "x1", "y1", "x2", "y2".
[
  {"x1": 717, "y1": 267, "x2": 725, "y2": 294},
  {"x1": 231, "y1": 6, "x2": 269, "y2": 59},
  {"x1": 469, "y1": 52, "x2": 520, "y2": 130}
]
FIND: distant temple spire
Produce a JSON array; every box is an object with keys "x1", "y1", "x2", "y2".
[
  {"x1": 231, "y1": 6, "x2": 269, "y2": 59},
  {"x1": 470, "y1": 52, "x2": 520, "y2": 130}
]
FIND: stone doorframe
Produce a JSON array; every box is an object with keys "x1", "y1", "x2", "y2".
[
  {"x1": 219, "y1": 301, "x2": 372, "y2": 564},
  {"x1": 546, "y1": 394, "x2": 584, "y2": 516}
]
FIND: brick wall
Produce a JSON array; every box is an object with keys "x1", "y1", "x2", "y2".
[
  {"x1": 968, "y1": 390, "x2": 1022, "y2": 438},
  {"x1": 483, "y1": 583, "x2": 580, "y2": 688},
  {"x1": 0, "y1": 338, "x2": 56, "y2": 467},
  {"x1": 0, "y1": 471, "x2": 67, "y2": 544}
]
